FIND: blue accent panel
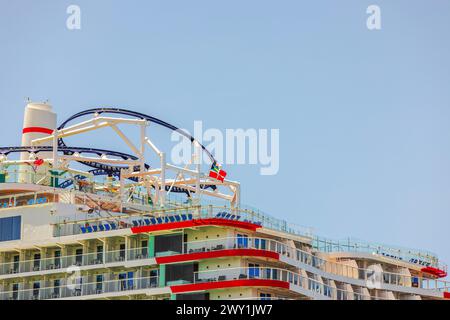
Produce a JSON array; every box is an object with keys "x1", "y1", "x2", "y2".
[{"x1": 0, "y1": 216, "x2": 21, "y2": 242}]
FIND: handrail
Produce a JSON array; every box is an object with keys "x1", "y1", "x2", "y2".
[
  {"x1": 2, "y1": 237, "x2": 448, "y2": 293},
  {"x1": 52, "y1": 204, "x2": 314, "y2": 239},
  {"x1": 52, "y1": 207, "x2": 443, "y2": 271},
  {"x1": 313, "y1": 236, "x2": 445, "y2": 271},
  {"x1": 231, "y1": 296, "x2": 294, "y2": 300},
  {"x1": 0, "y1": 246, "x2": 150, "y2": 275},
  {"x1": 0, "y1": 167, "x2": 114, "y2": 193},
  {"x1": 191, "y1": 266, "x2": 382, "y2": 300},
  {"x1": 184, "y1": 236, "x2": 450, "y2": 292},
  {"x1": 0, "y1": 275, "x2": 159, "y2": 300},
  {"x1": 0, "y1": 175, "x2": 444, "y2": 272}
]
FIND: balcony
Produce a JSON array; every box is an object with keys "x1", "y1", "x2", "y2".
[
  {"x1": 0, "y1": 275, "x2": 159, "y2": 300},
  {"x1": 1, "y1": 166, "x2": 445, "y2": 275},
  {"x1": 312, "y1": 236, "x2": 446, "y2": 272},
  {"x1": 1, "y1": 236, "x2": 448, "y2": 295},
  {"x1": 183, "y1": 237, "x2": 450, "y2": 293},
  {"x1": 0, "y1": 246, "x2": 151, "y2": 276},
  {"x1": 175, "y1": 266, "x2": 381, "y2": 300}
]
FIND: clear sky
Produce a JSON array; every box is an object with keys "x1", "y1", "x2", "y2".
[{"x1": 0, "y1": 1, "x2": 449, "y2": 269}]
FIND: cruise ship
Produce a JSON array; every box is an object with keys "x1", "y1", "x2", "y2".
[{"x1": 0, "y1": 102, "x2": 448, "y2": 300}]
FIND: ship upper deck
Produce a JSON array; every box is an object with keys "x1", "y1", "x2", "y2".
[
  {"x1": 0, "y1": 106, "x2": 447, "y2": 285},
  {"x1": 0, "y1": 164, "x2": 446, "y2": 276}
]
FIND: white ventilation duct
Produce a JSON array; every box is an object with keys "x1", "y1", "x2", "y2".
[{"x1": 19, "y1": 102, "x2": 57, "y2": 183}]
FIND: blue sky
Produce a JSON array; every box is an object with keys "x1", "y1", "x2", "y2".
[{"x1": 0, "y1": 1, "x2": 449, "y2": 269}]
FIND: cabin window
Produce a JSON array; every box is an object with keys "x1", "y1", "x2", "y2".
[
  {"x1": 259, "y1": 293, "x2": 272, "y2": 300},
  {"x1": 53, "y1": 280, "x2": 60, "y2": 297},
  {"x1": 97, "y1": 245, "x2": 103, "y2": 262},
  {"x1": 0, "y1": 216, "x2": 21, "y2": 242},
  {"x1": 249, "y1": 263, "x2": 260, "y2": 278},
  {"x1": 13, "y1": 255, "x2": 20, "y2": 273},
  {"x1": 54, "y1": 250, "x2": 61, "y2": 268},
  {"x1": 236, "y1": 234, "x2": 248, "y2": 248},
  {"x1": 12, "y1": 283, "x2": 19, "y2": 300},
  {"x1": 96, "y1": 275, "x2": 103, "y2": 292},
  {"x1": 141, "y1": 240, "x2": 148, "y2": 257},
  {"x1": 33, "y1": 253, "x2": 41, "y2": 270},
  {"x1": 75, "y1": 248, "x2": 83, "y2": 265}
]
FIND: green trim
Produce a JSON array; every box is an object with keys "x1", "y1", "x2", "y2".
[
  {"x1": 148, "y1": 235, "x2": 155, "y2": 258},
  {"x1": 159, "y1": 264, "x2": 166, "y2": 287},
  {"x1": 48, "y1": 170, "x2": 67, "y2": 188},
  {"x1": 50, "y1": 177, "x2": 59, "y2": 188}
]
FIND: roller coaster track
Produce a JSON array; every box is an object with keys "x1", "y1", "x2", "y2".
[
  {"x1": 0, "y1": 108, "x2": 217, "y2": 194},
  {"x1": 57, "y1": 108, "x2": 215, "y2": 163}
]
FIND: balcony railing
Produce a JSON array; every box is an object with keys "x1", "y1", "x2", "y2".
[
  {"x1": 184, "y1": 237, "x2": 450, "y2": 292},
  {"x1": 0, "y1": 246, "x2": 151, "y2": 276},
  {"x1": 0, "y1": 266, "x2": 375, "y2": 301},
  {"x1": 1, "y1": 170, "x2": 443, "y2": 271},
  {"x1": 0, "y1": 167, "x2": 119, "y2": 195},
  {"x1": 0, "y1": 170, "x2": 447, "y2": 280},
  {"x1": 2, "y1": 237, "x2": 448, "y2": 294},
  {"x1": 52, "y1": 204, "x2": 314, "y2": 240},
  {"x1": 231, "y1": 296, "x2": 294, "y2": 300},
  {"x1": 191, "y1": 266, "x2": 382, "y2": 300},
  {"x1": 51, "y1": 202, "x2": 442, "y2": 272},
  {"x1": 0, "y1": 275, "x2": 159, "y2": 300},
  {"x1": 1, "y1": 239, "x2": 446, "y2": 300},
  {"x1": 312, "y1": 236, "x2": 445, "y2": 272}
]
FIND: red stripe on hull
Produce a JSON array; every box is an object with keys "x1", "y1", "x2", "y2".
[
  {"x1": 155, "y1": 249, "x2": 279, "y2": 264},
  {"x1": 131, "y1": 218, "x2": 261, "y2": 234},
  {"x1": 23, "y1": 127, "x2": 54, "y2": 135},
  {"x1": 170, "y1": 279, "x2": 289, "y2": 294},
  {"x1": 444, "y1": 292, "x2": 450, "y2": 299}
]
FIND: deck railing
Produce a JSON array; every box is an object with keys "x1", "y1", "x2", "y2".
[
  {"x1": 1, "y1": 237, "x2": 448, "y2": 294},
  {"x1": 0, "y1": 266, "x2": 379, "y2": 300},
  {"x1": 192, "y1": 266, "x2": 382, "y2": 300},
  {"x1": 0, "y1": 275, "x2": 159, "y2": 300},
  {"x1": 0, "y1": 170, "x2": 445, "y2": 277},
  {"x1": 185, "y1": 237, "x2": 450, "y2": 292},
  {"x1": 52, "y1": 205, "x2": 442, "y2": 271},
  {"x1": 0, "y1": 246, "x2": 151, "y2": 275},
  {"x1": 312, "y1": 237, "x2": 446, "y2": 273},
  {"x1": 52, "y1": 204, "x2": 315, "y2": 239}
]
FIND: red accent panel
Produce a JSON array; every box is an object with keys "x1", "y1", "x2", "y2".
[
  {"x1": 170, "y1": 279, "x2": 289, "y2": 294},
  {"x1": 155, "y1": 249, "x2": 279, "y2": 264},
  {"x1": 131, "y1": 218, "x2": 261, "y2": 234},
  {"x1": 421, "y1": 267, "x2": 447, "y2": 278},
  {"x1": 23, "y1": 127, "x2": 54, "y2": 135},
  {"x1": 444, "y1": 292, "x2": 450, "y2": 299}
]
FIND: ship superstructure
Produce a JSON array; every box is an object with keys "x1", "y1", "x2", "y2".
[{"x1": 0, "y1": 102, "x2": 448, "y2": 300}]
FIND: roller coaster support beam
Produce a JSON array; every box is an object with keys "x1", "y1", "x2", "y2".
[
  {"x1": 32, "y1": 116, "x2": 147, "y2": 146},
  {"x1": 59, "y1": 155, "x2": 140, "y2": 166},
  {"x1": 160, "y1": 152, "x2": 166, "y2": 207},
  {"x1": 52, "y1": 127, "x2": 58, "y2": 170},
  {"x1": 144, "y1": 137, "x2": 161, "y2": 155},
  {"x1": 195, "y1": 141, "x2": 201, "y2": 205},
  {"x1": 110, "y1": 124, "x2": 141, "y2": 157},
  {"x1": 140, "y1": 122, "x2": 147, "y2": 177}
]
